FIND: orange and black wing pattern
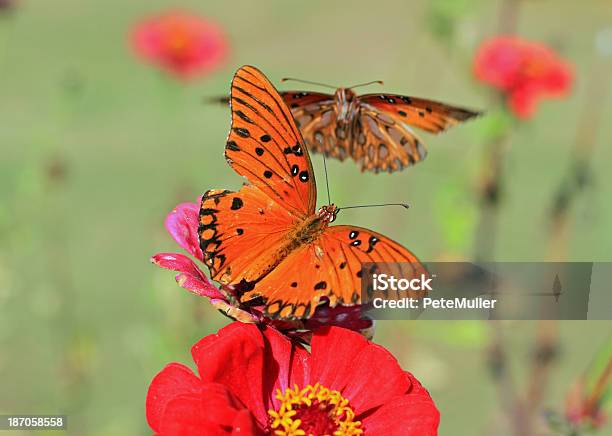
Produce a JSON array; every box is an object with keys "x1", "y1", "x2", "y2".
[
  {"x1": 199, "y1": 66, "x2": 317, "y2": 291},
  {"x1": 354, "y1": 94, "x2": 480, "y2": 172},
  {"x1": 225, "y1": 66, "x2": 317, "y2": 217},
  {"x1": 241, "y1": 225, "x2": 426, "y2": 319}
]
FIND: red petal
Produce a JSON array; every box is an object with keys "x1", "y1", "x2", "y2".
[
  {"x1": 508, "y1": 88, "x2": 539, "y2": 119},
  {"x1": 191, "y1": 323, "x2": 268, "y2": 427},
  {"x1": 309, "y1": 327, "x2": 369, "y2": 393},
  {"x1": 158, "y1": 384, "x2": 248, "y2": 436},
  {"x1": 341, "y1": 342, "x2": 410, "y2": 414},
  {"x1": 361, "y1": 391, "x2": 440, "y2": 436},
  {"x1": 164, "y1": 202, "x2": 203, "y2": 260},
  {"x1": 131, "y1": 11, "x2": 228, "y2": 80},
  {"x1": 231, "y1": 409, "x2": 262, "y2": 435},
  {"x1": 151, "y1": 252, "x2": 223, "y2": 299},
  {"x1": 146, "y1": 363, "x2": 204, "y2": 433},
  {"x1": 473, "y1": 36, "x2": 525, "y2": 90},
  {"x1": 261, "y1": 326, "x2": 311, "y2": 410}
]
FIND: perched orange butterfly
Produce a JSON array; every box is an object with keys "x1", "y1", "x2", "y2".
[
  {"x1": 280, "y1": 81, "x2": 481, "y2": 173},
  {"x1": 199, "y1": 65, "x2": 427, "y2": 320}
]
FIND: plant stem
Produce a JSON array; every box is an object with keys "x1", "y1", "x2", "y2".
[{"x1": 547, "y1": 60, "x2": 609, "y2": 260}]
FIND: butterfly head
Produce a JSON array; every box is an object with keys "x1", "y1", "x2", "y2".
[
  {"x1": 334, "y1": 88, "x2": 358, "y2": 123},
  {"x1": 317, "y1": 204, "x2": 339, "y2": 223}
]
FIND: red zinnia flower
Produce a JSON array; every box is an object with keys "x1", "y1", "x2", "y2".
[
  {"x1": 151, "y1": 202, "x2": 373, "y2": 337},
  {"x1": 473, "y1": 36, "x2": 573, "y2": 118},
  {"x1": 131, "y1": 10, "x2": 228, "y2": 80},
  {"x1": 146, "y1": 323, "x2": 439, "y2": 435}
]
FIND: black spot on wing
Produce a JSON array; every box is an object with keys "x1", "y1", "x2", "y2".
[
  {"x1": 231, "y1": 197, "x2": 244, "y2": 210},
  {"x1": 314, "y1": 281, "x2": 327, "y2": 290},
  {"x1": 233, "y1": 127, "x2": 250, "y2": 138},
  {"x1": 235, "y1": 110, "x2": 254, "y2": 123},
  {"x1": 226, "y1": 140, "x2": 240, "y2": 151}
]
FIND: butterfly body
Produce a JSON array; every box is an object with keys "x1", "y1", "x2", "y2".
[{"x1": 200, "y1": 66, "x2": 427, "y2": 320}]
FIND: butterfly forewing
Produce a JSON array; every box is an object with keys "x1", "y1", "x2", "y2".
[
  {"x1": 360, "y1": 94, "x2": 481, "y2": 134},
  {"x1": 225, "y1": 66, "x2": 317, "y2": 217}
]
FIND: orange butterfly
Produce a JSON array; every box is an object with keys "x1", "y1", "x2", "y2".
[
  {"x1": 199, "y1": 66, "x2": 427, "y2": 320},
  {"x1": 281, "y1": 83, "x2": 481, "y2": 173}
]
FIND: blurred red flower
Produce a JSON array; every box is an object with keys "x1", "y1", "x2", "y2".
[
  {"x1": 131, "y1": 10, "x2": 228, "y2": 80},
  {"x1": 0, "y1": 0, "x2": 16, "y2": 12},
  {"x1": 474, "y1": 36, "x2": 574, "y2": 118},
  {"x1": 146, "y1": 323, "x2": 439, "y2": 435},
  {"x1": 151, "y1": 202, "x2": 374, "y2": 338}
]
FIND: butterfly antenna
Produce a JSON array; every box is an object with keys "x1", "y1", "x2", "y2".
[
  {"x1": 322, "y1": 154, "x2": 332, "y2": 204},
  {"x1": 281, "y1": 77, "x2": 337, "y2": 89},
  {"x1": 203, "y1": 96, "x2": 230, "y2": 105},
  {"x1": 348, "y1": 80, "x2": 384, "y2": 90},
  {"x1": 338, "y1": 203, "x2": 410, "y2": 212}
]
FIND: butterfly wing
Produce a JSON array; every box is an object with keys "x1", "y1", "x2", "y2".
[
  {"x1": 199, "y1": 66, "x2": 318, "y2": 288},
  {"x1": 199, "y1": 186, "x2": 297, "y2": 286},
  {"x1": 225, "y1": 66, "x2": 317, "y2": 216},
  {"x1": 361, "y1": 94, "x2": 481, "y2": 133},
  {"x1": 354, "y1": 94, "x2": 480, "y2": 172},
  {"x1": 241, "y1": 225, "x2": 426, "y2": 319},
  {"x1": 279, "y1": 91, "x2": 351, "y2": 161}
]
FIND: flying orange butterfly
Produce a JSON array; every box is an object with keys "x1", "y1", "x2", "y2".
[
  {"x1": 199, "y1": 65, "x2": 427, "y2": 320},
  {"x1": 280, "y1": 80, "x2": 481, "y2": 173}
]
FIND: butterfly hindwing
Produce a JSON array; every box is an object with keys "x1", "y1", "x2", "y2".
[
  {"x1": 280, "y1": 91, "x2": 351, "y2": 161},
  {"x1": 199, "y1": 185, "x2": 296, "y2": 286},
  {"x1": 225, "y1": 66, "x2": 317, "y2": 217},
  {"x1": 356, "y1": 107, "x2": 426, "y2": 172},
  {"x1": 354, "y1": 95, "x2": 480, "y2": 172},
  {"x1": 241, "y1": 225, "x2": 427, "y2": 319}
]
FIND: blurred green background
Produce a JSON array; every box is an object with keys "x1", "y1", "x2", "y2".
[{"x1": 1, "y1": 0, "x2": 611, "y2": 435}]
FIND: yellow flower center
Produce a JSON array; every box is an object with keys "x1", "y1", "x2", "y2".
[{"x1": 268, "y1": 383, "x2": 363, "y2": 436}]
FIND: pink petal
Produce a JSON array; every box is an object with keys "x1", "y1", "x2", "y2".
[
  {"x1": 151, "y1": 252, "x2": 223, "y2": 299},
  {"x1": 164, "y1": 202, "x2": 203, "y2": 260}
]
